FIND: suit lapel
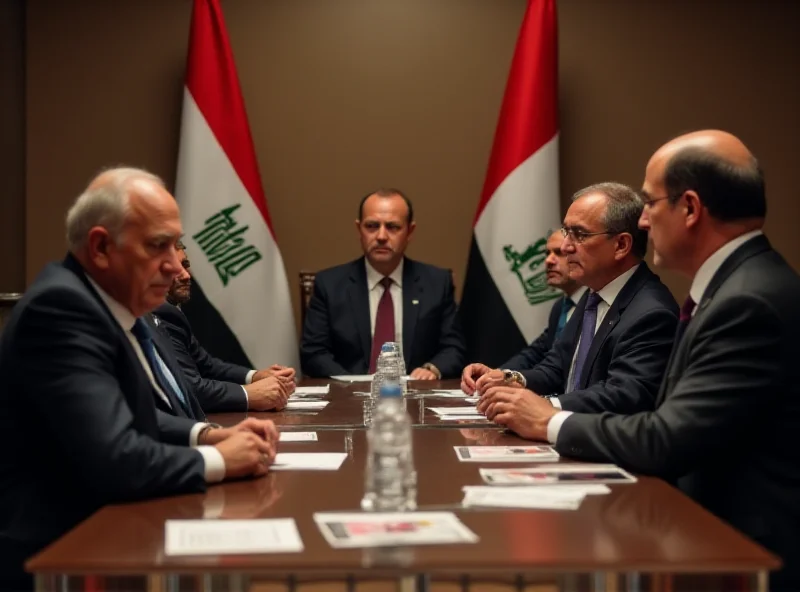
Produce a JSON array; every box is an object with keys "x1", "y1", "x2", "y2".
[
  {"x1": 402, "y1": 259, "x2": 422, "y2": 370},
  {"x1": 578, "y1": 264, "x2": 652, "y2": 389},
  {"x1": 348, "y1": 260, "x2": 373, "y2": 367},
  {"x1": 145, "y1": 314, "x2": 194, "y2": 418}
]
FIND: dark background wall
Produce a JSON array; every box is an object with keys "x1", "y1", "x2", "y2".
[{"x1": 3, "y1": 0, "x2": 799, "y2": 327}]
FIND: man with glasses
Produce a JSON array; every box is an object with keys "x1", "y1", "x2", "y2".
[
  {"x1": 476, "y1": 182, "x2": 678, "y2": 418},
  {"x1": 478, "y1": 131, "x2": 800, "y2": 590}
]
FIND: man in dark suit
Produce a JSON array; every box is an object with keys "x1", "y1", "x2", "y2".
[
  {"x1": 152, "y1": 243, "x2": 294, "y2": 412},
  {"x1": 477, "y1": 182, "x2": 678, "y2": 417},
  {"x1": 0, "y1": 168, "x2": 279, "y2": 590},
  {"x1": 301, "y1": 188, "x2": 466, "y2": 379},
  {"x1": 460, "y1": 228, "x2": 585, "y2": 392},
  {"x1": 482, "y1": 131, "x2": 800, "y2": 590}
]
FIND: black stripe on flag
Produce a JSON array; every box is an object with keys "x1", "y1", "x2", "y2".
[
  {"x1": 458, "y1": 234, "x2": 526, "y2": 367},
  {"x1": 181, "y1": 280, "x2": 253, "y2": 368}
]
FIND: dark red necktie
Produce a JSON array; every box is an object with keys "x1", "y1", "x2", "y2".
[
  {"x1": 674, "y1": 295, "x2": 696, "y2": 345},
  {"x1": 368, "y1": 277, "x2": 395, "y2": 373}
]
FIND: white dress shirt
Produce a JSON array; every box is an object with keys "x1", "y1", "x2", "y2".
[
  {"x1": 365, "y1": 258, "x2": 404, "y2": 345},
  {"x1": 88, "y1": 278, "x2": 226, "y2": 482},
  {"x1": 565, "y1": 286, "x2": 588, "y2": 324},
  {"x1": 547, "y1": 264, "x2": 640, "y2": 441}
]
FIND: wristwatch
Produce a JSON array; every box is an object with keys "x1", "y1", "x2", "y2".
[
  {"x1": 502, "y1": 369, "x2": 525, "y2": 386},
  {"x1": 421, "y1": 362, "x2": 441, "y2": 379}
]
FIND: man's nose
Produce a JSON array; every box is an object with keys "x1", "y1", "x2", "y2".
[{"x1": 639, "y1": 209, "x2": 650, "y2": 230}]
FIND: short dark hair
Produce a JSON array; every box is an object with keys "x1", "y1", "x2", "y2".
[
  {"x1": 573, "y1": 182, "x2": 648, "y2": 259},
  {"x1": 358, "y1": 188, "x2": 414, "y2": 224},
  {"x1": 663, "y1": 147, "x2": 766, "y2": 221}
]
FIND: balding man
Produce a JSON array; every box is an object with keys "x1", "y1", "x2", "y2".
[
  {"x1": 0, "y1": 168, "x2": 280, "y2": 590},
  {"x1": 484, "y1": 131, "x2": 800, "y2": 589}
]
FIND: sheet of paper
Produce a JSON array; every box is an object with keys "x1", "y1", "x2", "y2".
[
  {"x1": 454, "y1": 445, "x2": 560, "y2": 463},
  {"x1": 272, "y1": 453, "x2": 347, "y2": 471},
  {"x1": 331, "y1": 375, "x2": 410, "y2": 382},
  {"x1": 428, "y1": 406, "x2": 482, "y2": 416},
  {"x1": 437, "y1": 415, "x2": 490, "y2": 421},
  {"x1": 293, "y1": 385, "x2": 330, "y2": 396},
  {"x1": 285, "y1": 400, "x2": 329, "y2": 410},
  {"x1": 463, "y1": 484, "x2": 611, "y2": 496},
  {"x1": 165, "y1": 518, "x2": 304, "y2": 555},
  {"x1": 278, "y1": 431, "x2": 318, "y2": 442},
  {"x1": 314, "y1": 512, "x2": 479, "y2": 548},
  {"x1": 480, "y1": 464, "x2": 638, "y2": 485},
  {"x1": 430, "y1": 389, "x2": 471, "y2": 398},
  {"x1": 461, "y1": 487, "x2": 584, "y2": 510}
]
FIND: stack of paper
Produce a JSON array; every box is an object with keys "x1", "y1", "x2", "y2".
[
  {"x1": 278, "y1": 431, "x2": 318, "y2": 442},
  {"x1": 454, "y1": 446, "x2": 560, "y2": 462},
  {"x1": 428, "y1": 406, "x2": 487, "y2": 421},
  {"x1": 165, "y1": 518, "x2": 304, "y2": 555},
  {"x1": 272, "y1": 452, "x2": 347, "y2": 471},
  {"x1": 285, "y1": 400, "x2": 329, "y2": 411},
  {"x1": 292, "y1": 385, "x2": 330, "y2": 397},
  {"x1": 314, "y1": 512, "x2": 479, "y2": 548},
  {"x1": 479, "y1": 464, "x2": 638, "y2": 485},
  {"x1": 461, "y1": 485, "x2": 609, "y2": 510}
]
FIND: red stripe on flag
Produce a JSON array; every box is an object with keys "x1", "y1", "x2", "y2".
[
  {"x1": 473, "y1": 0, "x2": 558, "y2": 225},
  {"x1": 184, "y1": 0, "x2": 275, "y2": 237}
]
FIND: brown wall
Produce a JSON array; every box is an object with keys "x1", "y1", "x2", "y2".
[{"x1": 17, "y1": 0, "x2": 800, "y2": 324}]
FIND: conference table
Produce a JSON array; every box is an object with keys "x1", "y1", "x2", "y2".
[{"x1": 27, "y1": 380, "x2": 779, "y2": 592}]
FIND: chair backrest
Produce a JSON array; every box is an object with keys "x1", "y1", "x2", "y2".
[
  {"x1": 298, "y1": 271, "x2": 316, "y2": 329},
  {"x1": 0, "y1": 292, "x2": 23, "y2": 336}
]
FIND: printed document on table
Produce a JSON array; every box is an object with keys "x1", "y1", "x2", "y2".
[
  {"x1": 480, "y1": 464, "x2": 637, "y2": 485},
  {"x1": 165, "y1": 518, "x2": 303, "y2": 555},
  {"x1": 314, "y1": 512, "x2": 479, "y2": 548},
  {"x1": 428, "y1": 406, "x2": 483, "y2": 416},
  {"x1": 461, "y1": 487, "x2": 585, "y2": 510},
  {"x1": 285, "y1": 400, "x2": 329, "y2": 410},
  {"x1": 331, "y1": 375, "x2": 411, "y2": 382},
  {"x1": 293, "y1": 385, "x2": 330, "y2": 396},
  {"x1": 272, "y1": 453, "x2": 347, "y2": 471},
  {"x1": 278, "y1": 431, "x2": 318, "y2": 442},
  {"x1": 454, "y1": 445, "x2": 559, "y2": 462}
]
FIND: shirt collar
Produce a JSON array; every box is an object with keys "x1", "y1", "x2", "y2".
[
  {"x1": 689, "y1": 230, "x2": 763, "y2": 304},
  {"x1": 567, "y1": 286, "x2": 587, "y2": 304},
  {"x1": 85, "y1": 275, "x2": 137, "y2": 331},
  {"x1": 594, "y1": 263, "x2": 640, "y2": 308},
  {"x1": 365, "y1": 258, "x2": 404, "y2": 290}
]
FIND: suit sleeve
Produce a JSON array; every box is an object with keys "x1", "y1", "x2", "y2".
[
  {"x1": 158, "y1": 320, "x2": 247, "y2": 412},
  {"x1": 519, "y1": 316, "x2": 577, "y2": 394},
  {"x1": 300, "y1": 278, "x2": 350, "y2": 377},
  {"x1": 18, "y1": 287, "x2": 206, "y2": 500},
  {"x1": 556, "y1": 306, "x2": 677, "y2": 414},
  {"x1": 190, "y1": 332, "x2": 251, "y2": 384},
  {"x1": 425, "y1": 273, "x2": 466, "y2": 378},
  {"x1": 555, "y1": 295, "x2": 782, "y2": 479},
  {"x1": 503, "y1": 300, "x2": 559, "y2": 370}
]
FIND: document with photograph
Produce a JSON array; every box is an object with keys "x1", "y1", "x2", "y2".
[
  {"x1": 480, "y1": 464, "x2": 637, "y2": 485},
  {"x1": 454, "y1": 446, "x2": 559, "y2": 462},
  {"x1": 314, "y1": 512, "x2": 479, "y2": 549}
]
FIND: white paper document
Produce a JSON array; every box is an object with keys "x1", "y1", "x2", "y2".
[
  {"x1": 454, "y1": 446, "x2": 559, "y2": 463},
  {"x1": 285, "y1": 400, "x2": 329, "y2": 410},
  {"x1": 165, "y1": 518, "x2": 304, "y2": 556},
  {"x1": 428, "y1": 406, "x2": 482, "y2": 416},
  {"x1": 437, "y1": 415, "x2": 490, "y2": 421},
  {"x1": 480, "y1": 464, "x2": 638, "y2": 485},
  {"x1": 331, "y1": 375, "x2": 410, "y2": 382},
  {"x1": 272, "y1": 453, "x2": 347, "y2": 471},
  {"x1": 293, "y1": 385, "x2": 330, "y2": 396},
  {"x1": 461, "y1": 486, "x2": 597, "y2": 510},
  {"x1": 430, "y1": 389, "x2": 471, "y2": 398},
  {"x1": 314, "y1": 512, "x2": 479, "y2": 548},
  {"x1": 278, "y1": 431, "x2": 318, "y2": 442}
]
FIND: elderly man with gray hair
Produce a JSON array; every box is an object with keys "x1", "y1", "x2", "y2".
[
  {"x1": 476, "y1": 182, "x2": 679, "y2": 437},
  {"x1": 0, "y1": 167, "x2": 280, "y2": 591}
]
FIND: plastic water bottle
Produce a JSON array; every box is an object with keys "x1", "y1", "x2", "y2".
[
  {"x1": 361, "y1": 383, "x2": 417, "y2": 512},
  {"x1": 370, "y1": 344, "x2": 395, "y2": 399}
]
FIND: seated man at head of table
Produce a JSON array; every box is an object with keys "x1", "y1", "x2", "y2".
[
  {"x1": 300, "y1": 188, "x2": 466, "y2": 380},
  {"x1": 0, "y1": 167, "x2": 280, "y2": 591},
  {"x1": 482, "y1": 130, "x2": 800, "y2": 590},
  {"x1": 477, "y1": 182, "x2": 678, "y2": 416},
  {"x1": 151, "y1": 241, "x2": 294, "y2": 412},
  {"x1": 461, "y1": 228, "x2": 586, "y2": 392}
]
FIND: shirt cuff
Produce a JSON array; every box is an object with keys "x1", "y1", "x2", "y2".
[
  {"x1": 550, "y1": 396, "x2": 562, "y2": 409},
  {"x1": 245, "y1": 370, "x2": 256, "y2": 384},
  {"x1": 197, "y1": 446, "x2": 226, "y2": 483},
  {"x1": 189, "y1": 422, "x2": 206, "y2": 446},
  {"x1": 546, "y1": 411, "x2": 573, "y2": 444},
  {"x1": 241, "y1": 385, "x2": 249, "y2": 407}
]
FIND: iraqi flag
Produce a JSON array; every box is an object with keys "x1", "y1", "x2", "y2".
[
  {"x1": 458, "y1": 0, "x2": 560, "y2": 367},
  {"x1": 175, "y1": 0, "x2": 298, "y2": 369}
]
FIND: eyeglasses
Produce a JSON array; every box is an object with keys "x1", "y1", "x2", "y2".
[{"x1": 560, "y1": 226, "x2": 616, "y2": 244}]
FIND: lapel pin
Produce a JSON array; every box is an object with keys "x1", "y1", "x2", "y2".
[{"x1": 412, "y1": 299, "x2": 419, "y2": 305}]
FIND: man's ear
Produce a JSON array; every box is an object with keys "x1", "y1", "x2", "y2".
[
  {"x1": 614, "y1": 232, "x2": 633, "y2": 261},
  {"x1": 684, "y1": 191, "x2": 702, "y2": 229},
  {"x1": 406, "y1": 221, "x2": 417, "y2": 240},
  {"x1": 86, "y1": 227, "x2": 113, "y2": 269}
]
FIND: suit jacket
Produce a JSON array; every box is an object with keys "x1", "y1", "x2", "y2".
[
  {"x1": 0, "y1": 255, "x2": 206, "y2": 583},
  {"x1": 301, "y1": 257, "x2": 466, "y2": 378},
  {"x1": 556, "y1": 236, "x2": 800, "y2": 589},
  {"x1": 503, "y1": 296, "x2": 580, "y2": 370},
  {"x1": 521, "y1": 263, "x2": 679, "y2": 414},
  {"x1": 152, "y1": 302, "x2": 249, "y2": 412}
]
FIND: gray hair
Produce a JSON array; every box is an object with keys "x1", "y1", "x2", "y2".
[
  {"x1": 66, "y1": 167, "x2": 165, "y2": 251},
  {"x1": 572, "y1": 182, "x2": 648, "y2": 259}
]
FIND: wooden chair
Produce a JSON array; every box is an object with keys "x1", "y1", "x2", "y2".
[{"x1": 0, "y1": 292, "x2": 22, "y2": 335}]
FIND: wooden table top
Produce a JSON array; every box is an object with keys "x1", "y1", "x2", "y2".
[{"x1": 26, "y1": 419, "x2": 779, "y2": 577}]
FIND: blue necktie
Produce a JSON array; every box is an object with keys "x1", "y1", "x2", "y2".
[
  {"x1": 554, "y1": 296, "x2": 575, "y2": 338},
  {"x1": 131, "y1": 318, "x2": 194, "y2": 418},
  {"x1": 569, "y1": 292, "x2": 603, "y2": 392}
]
